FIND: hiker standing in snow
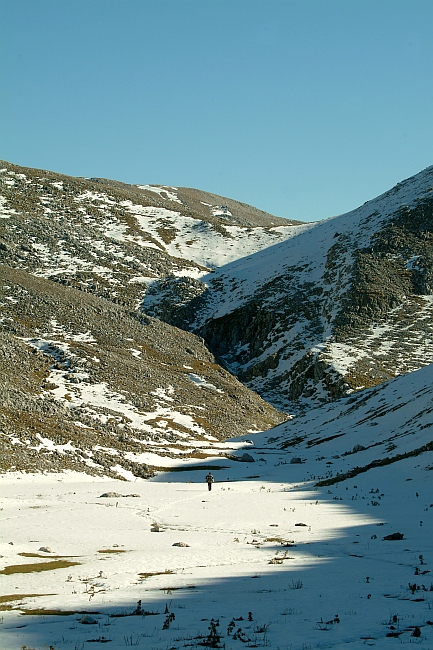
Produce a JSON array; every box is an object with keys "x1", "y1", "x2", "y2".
[{"x1": 206, "y1": 472, "x2": 214, "y2": 491}]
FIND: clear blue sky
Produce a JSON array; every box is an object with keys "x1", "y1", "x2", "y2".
[{"x1": 1, "y1": 0, "x2": 433, "y2": 222}]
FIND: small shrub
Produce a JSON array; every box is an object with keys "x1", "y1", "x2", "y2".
[
  {"x1": 253, "y1": 622, "x2": 270, "y2": 633},
  {"x1": 202, "y1": 618, "x2": 222, "y2": 647},
  {"x1": 162, "y1": 612, "x2": 175, "y2": 629},
  {"x1": 383, "y1": 532, "x2": 404, "y2": 541}
]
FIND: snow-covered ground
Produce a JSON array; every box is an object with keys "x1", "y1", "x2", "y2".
[
  {"x1": 1, "y1": 363, "x2": 432, "y2": 649},
  {"x1": 1, "y1": 461, "x2": 431, "y2": 649},
  {"x1": 75, "y1": 190, "x2": 299, "y2": 274}
]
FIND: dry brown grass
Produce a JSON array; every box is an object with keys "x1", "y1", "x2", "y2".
[
  {"x1": 139, "y1": 569, "x2": 174, "y2": 579},
  {"x1": 0, "y1": 593, "x2": 56, "y2": 604},
  {"x1": 0, "y1": 560, "x2": 81, "y2": 575},
  {"x1": 156, "y1": 227, "x2": 177, "y2": 244},
  {"x1": 18, "y1": 553, "x2": 79, "y2": 559},
  {"x1": 0, "y1": 593, "x2": 57, "y2": 612},
  {"x1": 153, "y1": 463, "x2": 229, "y2": 473},
  {"x1": 20, "y1": 608, "x2": 78, "y2": 616},
  {"x1": 188, "y1": 451, "x2": 218, "y2": 459}
]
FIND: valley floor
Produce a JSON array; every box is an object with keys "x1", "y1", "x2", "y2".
[{"x1": 1, "y1": 438, "x2": 432, "y2": 650}]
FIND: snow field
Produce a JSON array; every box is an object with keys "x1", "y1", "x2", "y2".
[{"x1": 1, "y1": 441, "x2": 432, "y2": 649}]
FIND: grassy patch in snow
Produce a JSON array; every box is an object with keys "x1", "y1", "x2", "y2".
[
  {"x1": 139, "y1": 569, "x2": 174, "y2": 579},
  {"x1": 0, "y1": 594, "x2": 55, "y2": 604},
  {"x1": 280, "y1": 435, "x2": 306, "y2": 449},
  {"x1": 188, "y1": 451, "x2": 222, "y2": 459},
  {"x1": 19, "y1": 608, "x2": 79, "y2": 616},
  {"x1": 154, "y1": 464, "x2": 229, "y2": 472},
  {"x1": 18, "y1": 552, "x2": 79, "y2": 559},
  {"x1": 0, "y1": 594, "x2": 57, "y2": 612},
  {"x1": 0, "y1": 560, "x2": 81, "y2": 575},
  {"x1": 307, "y1": 432, "x2": 345, "y2": 447}
]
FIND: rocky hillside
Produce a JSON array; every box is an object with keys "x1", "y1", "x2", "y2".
[
  {"x1": 0, "y1": 160, "x2": 302, "y2": 334},
  {"x1": 0, "y1": 264, "x2": 287, "y2": 477},
  {"x1": 0, "y1": 161, "x2": 294, "y2": 477},
  {"x1": 149, "y1": 166, "x2": 433, "y2": 411},
  {"x1": 1, "y1": 159, "x2": 433, "y2": 478}
]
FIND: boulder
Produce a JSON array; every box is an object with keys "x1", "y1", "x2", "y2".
[{"x1": 80, "y1": 615, "x2": 98, "y2": 625}]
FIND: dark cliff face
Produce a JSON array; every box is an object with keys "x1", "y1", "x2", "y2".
[{"x1": 334, "y1": 199, "x2": 433, "y2": 336}]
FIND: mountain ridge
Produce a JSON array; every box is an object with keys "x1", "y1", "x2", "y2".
[
  {"x1": 149, "y1": 164, "x2": 433, "y2": 410},
  {"x1": 1, "y1": 159, "x2": 433, "y2": 478}
]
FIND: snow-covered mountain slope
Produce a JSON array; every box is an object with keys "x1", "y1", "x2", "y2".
[
  {"x1": 0, "y1": 161, "x2": 300, "y2": 296},
  {"x1": 1, "y1": 362, "x2": 432, "y2": 649},
  {"x1": 2, "y1": 159, "x2": 433, "y2": 470},
  {"x1": 245, "y1": 360, "x2": 433, "y2": 487},
  {"x1": 151, "y1": 165, "x2": 433, "y2": 411},
  {"x1": 3, "y1": 160, "x2": 432, "y2": 415}
]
